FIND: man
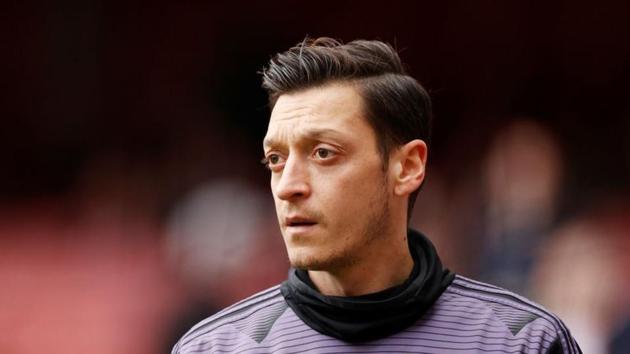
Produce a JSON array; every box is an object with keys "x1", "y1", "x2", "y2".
[{"x1": 173, "y1": 37, "x2": 581, "y2": 353}]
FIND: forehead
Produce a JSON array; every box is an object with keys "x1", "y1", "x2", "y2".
[{"x1": 264, "y1": 83, "x2": 372, "y2": 148}]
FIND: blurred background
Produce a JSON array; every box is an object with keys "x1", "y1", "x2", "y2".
[{"x1": 1, "y1": 0, "x2": 629, "y2": 353}]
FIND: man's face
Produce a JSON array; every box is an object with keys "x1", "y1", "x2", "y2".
[{"x1": 263, "y1": 83, "x2": 393, "y2": 271}]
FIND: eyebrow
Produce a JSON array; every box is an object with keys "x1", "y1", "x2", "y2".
[{"x1": 263, "y1": 128, "x2": 346, "y2": 150}]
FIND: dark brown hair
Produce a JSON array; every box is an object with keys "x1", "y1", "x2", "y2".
[{"x1": 261, "y1": 37, "x2": 432, "y2": 218}]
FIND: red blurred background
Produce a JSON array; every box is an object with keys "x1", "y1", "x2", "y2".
[{"x1": 1, "y1": 1, "x2": 629, "y2": 353}]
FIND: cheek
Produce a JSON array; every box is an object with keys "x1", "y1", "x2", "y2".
[{"x1": 318, "y1": 162, "x2": 384, "y2": 217}]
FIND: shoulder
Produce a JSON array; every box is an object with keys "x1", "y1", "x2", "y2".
[
  {"x1": 172, "y1": 284, "x2": 287, "y2": 354},
  {"x1": 436, "y1": 274, "x2": 581, "y2": 353}
]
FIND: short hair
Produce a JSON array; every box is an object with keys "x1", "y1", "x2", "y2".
[{"x1": 261, "y1": 37, "x2": 433, "y2": 219}]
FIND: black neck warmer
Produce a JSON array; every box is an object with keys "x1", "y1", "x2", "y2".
[{"x1": 280, "y1": 229, "x2": 455, "y2": 342}]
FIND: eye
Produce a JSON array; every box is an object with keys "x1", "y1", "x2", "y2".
[
  {"x1": 261, "y1": 153, "x2": 285, "y2": 171},
  {"x1": 268, "y1": 154, "x2": 280, "y2": 164},
  {"x1": 314, "y1": 147, "x2": 335, "y2": 160}
]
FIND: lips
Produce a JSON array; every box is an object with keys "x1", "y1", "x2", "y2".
[{"x1": 284, "y1": 216, "x2": 317, "y2": 227}]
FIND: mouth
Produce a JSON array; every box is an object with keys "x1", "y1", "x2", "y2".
[{"x1": 284, "y1": 216, "x2": 318, "y2": 229}]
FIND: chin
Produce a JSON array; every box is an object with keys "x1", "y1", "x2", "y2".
[
  {"x1": 287, "y1": 248, "x2": 354, "y2": 271},
  {"x1": 288, "y1": 252, "x2": 321, "y2": 270},
  {"x1": 286, "y1": 247, "x2": 325, "y2": 270}
]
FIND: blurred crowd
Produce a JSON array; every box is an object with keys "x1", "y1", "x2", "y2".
[
  {"x1": 410, "y1": 119, "x2": 630, "y2": 354},
  {"x1": 1, "y1": 117, "x2": 628, "y2": 353},
  {"x1": 2, "y1": 1, "x2": 629, "y2": 353}
]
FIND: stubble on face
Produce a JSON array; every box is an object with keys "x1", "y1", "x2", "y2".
[
  {"x1": 267, "y1": 83, "x2": 396, "y2": 275},
  {"x1": 289, "y1": 173, "x2": 391, "y2": 272}
]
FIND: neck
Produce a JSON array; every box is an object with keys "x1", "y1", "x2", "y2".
[{"x1": 308, "y1": 224, "x2": 414, "y2": 297}]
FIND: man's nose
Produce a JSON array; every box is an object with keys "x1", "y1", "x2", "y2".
[{"x1": 274, "y1": 155, "x2": 311, "y2": 201}]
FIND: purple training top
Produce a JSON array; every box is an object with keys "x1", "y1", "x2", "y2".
[{"x1": 172, "y1": 275, "x2": 581, "y2": 354}]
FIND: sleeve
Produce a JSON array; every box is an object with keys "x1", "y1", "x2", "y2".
[
  {"x1": 171, "y1": 339, "x2": 182, "y2": 354},
  {"x1": 545, "y1": 327, "x2": 582, "y2": 354}
]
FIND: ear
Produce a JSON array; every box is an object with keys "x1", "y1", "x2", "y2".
[{"x1": 392, "y1": 139, "x2": 427, "y2": 197}]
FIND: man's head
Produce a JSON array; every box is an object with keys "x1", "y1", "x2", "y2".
[
  {"x1": 260, "y1": 37, "x2": 432, "y2": 271},
  {"x1": 262, "y1": 38, "x2": 432, "y2": 213}
]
